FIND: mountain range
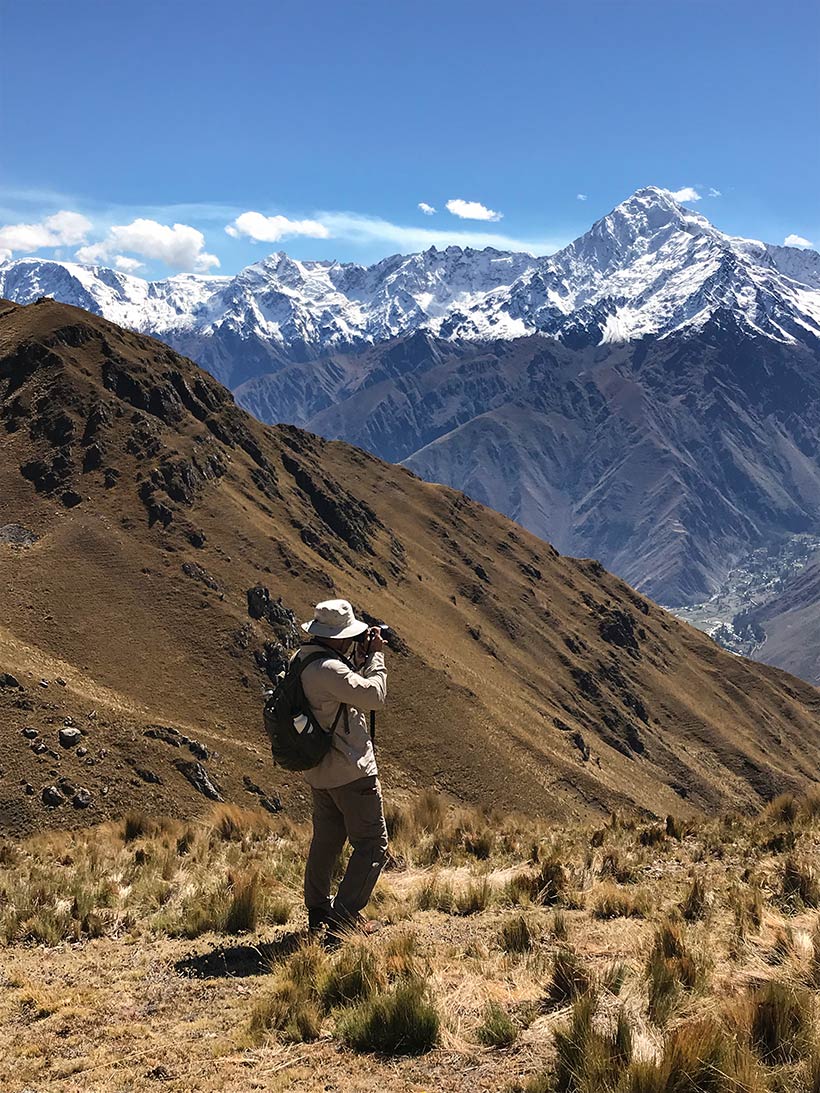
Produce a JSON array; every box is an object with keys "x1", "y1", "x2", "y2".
[
  {"x1": 3, "y1": 187, "x2": 820, "y2": 628},
  {"x1": 3, "y1": 296, "x2": 820, "y2": 835}
]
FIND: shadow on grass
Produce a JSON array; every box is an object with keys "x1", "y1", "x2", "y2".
[{"x1": 174, "y1": 929, "x2": 304, "y2": 979}]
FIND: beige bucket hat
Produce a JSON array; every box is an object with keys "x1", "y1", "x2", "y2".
[{"x1": 301, "y1": 599, "x2": 369, "y2": 640}]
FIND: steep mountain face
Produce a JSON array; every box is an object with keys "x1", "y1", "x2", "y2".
[
  {"x1": 738, "y1": 554, "x2": 820, "y2": 685},
  {"x1": 2, "y1": 188, "x2": 819, "y2": 612},
  {"x1": 3, "y1": 298, "x2": 820, "y2": 837},
  {"x1": 234, "y1": 325, "x2": 820, "y2": 605}
]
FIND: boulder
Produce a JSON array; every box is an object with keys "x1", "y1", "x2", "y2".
[
  {"x1": 174, "y1": 759, "x2": 223, "y2": 801},
  {"x1": 42, "y1": 785, "x2": 65, "y2": 806},
  {"x1": 59, "y1": 727, "x2": 83, "y2": 748}
]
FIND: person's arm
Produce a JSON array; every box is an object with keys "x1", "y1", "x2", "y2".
[{"x1": 321, "y1": 652, "x2": 387, "y2": 711}]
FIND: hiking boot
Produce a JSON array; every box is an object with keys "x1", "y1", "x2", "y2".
[
  {"x1": 307, "y1": 906, "x2": 332, "y2": 938},
  {"x1": 324, "y1": 909, "x2": 383, "y2": 947}
]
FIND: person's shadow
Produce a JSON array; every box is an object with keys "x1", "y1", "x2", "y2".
[{"x1": 173, "y1": 929, "x2": 304, "y2": 979}]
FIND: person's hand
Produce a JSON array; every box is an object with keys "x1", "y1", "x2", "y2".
[{"x1": 368, "y1": 627, "x2": 387, "y2": 654}]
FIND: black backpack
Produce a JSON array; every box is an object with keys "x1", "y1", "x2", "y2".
[{"x1": 263, "y1": 650, "x2": 349, "y2": 771}]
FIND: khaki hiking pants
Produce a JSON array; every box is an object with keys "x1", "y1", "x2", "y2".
[{"x1": 305, "y1": 775, "x2": 389, "y2": 926}]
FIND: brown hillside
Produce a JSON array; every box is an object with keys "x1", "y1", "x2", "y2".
[{"x1": 1, "y1": 297, "x2": 819, "y2": 836}]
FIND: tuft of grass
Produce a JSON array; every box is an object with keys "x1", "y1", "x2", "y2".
[
  {"x1": 249, "y1": 979, "x2": 322, "y2": 1044},
  {"x1": 336, "y1": 977, "x2": 440, "y2": 1055},
  {"x1": 224, "y1": 871, "x2": 261, "y2": 934},
  {"x1": 320, "y1": 943, "x2": 386, "y2": 1010},
  {"x1": 544, "y1": 947, "x2": 592, "y2": 1008},
  {"x1": 781, "y1": 856, "x2": 820, "y2": 913},
  {"x1": 599, "y1": 848, "x2": 638, "y2": 884},
  {"x1": 122, "y1": 811, "x2": 156, "y2": 843},
  {"x1": 248, "y1": 943, "x2": 326, "y2": 1044},
  {"x1": 535, "y1": 856, "x2": 571, "y2": 906},
  {"x1": 414, "y1": 875, "x2": 455, "y2": 913},
  {"x1": 552, "y1": 994, "x2": 632, "y2": 1093},
  {"x1": 665, "y1": 814, "x2": 689, "y2": 841},
  {"x1": 646, "y1": 920, "x2": 706, "y2": 1026},
  {"x1": 552, "y1": 909, "x2": 569, "y2": 940},
  {"x1": 601, "y1": 960, "x2": 629, "y2": 995},
  {"x1": 455, "y1": 878, "x2": 492, "y2": 915},
  {"x1": 639, "y1": 824, "x2": 666, "y2": 847},
  {"x1": 763, "y1": 793, "x2": 801, "y2": 827},
  {"x1": 476, "y1": 1002, "x2": 518, "y2": 1048},
  {"x1": 592, "y1": 884, "x2": 650, "y2": 920},
  {"x1": 499, "y1": 913, "x2": 536, "y2": 954},
  {"x1": 749, "y1": 980, "x2": 815, "y2": 1065},
  {"x1": 381, "y1": 930, "x2": 428, "y2": 982},
  {"x1": 463, "y1": 828, "x2": 494, "y2": 860},
  {"x1": 682, "y1": 874, "x2": 711, "y2": 921},
  {"x1": 632, "y1": 1015, "x2": 766, "y2": 1093}
]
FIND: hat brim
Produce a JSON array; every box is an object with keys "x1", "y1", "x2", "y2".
[{"x1": 301, "y1": 619, "x2": 369, "y2": 640}]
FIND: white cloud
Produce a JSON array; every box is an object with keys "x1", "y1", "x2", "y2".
[
  {"x1": 317, "y1": 211, "x2": 559, "y2": 255},
  {"x1": 708, "y1": 187, "x2": 722, "y2": 198},
  {"x1": 784, "y1": 233, "x2": 814, "y2": 249},
  {"x1": 576, "y1": 193, "x2": 588, "y2": 202},
  {"x1": 0, "y1": 209, "x2": 92, "y2": 259},
  {"x1": 76, "y1": 219, "x2": 219, "y2": 272},
  {"x1": 226, "y1": 211, "x2": 330, "y2": 243},
  {"x1": 669, "y1": 186, "x2": 702, "y2": 203},
  {"x1": 445, "y1": 198, "x2": 503, "y2": 222},
  {"x1": 418, "y1": 202, "x2": 436, "y2": 215},
  {"x1": 113, "y1": 255, "x2": 144, "y2": 273}
]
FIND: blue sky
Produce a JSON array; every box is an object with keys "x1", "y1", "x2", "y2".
[{"x1": 1, "y1": 0, "x2": 818, "y2": 277}]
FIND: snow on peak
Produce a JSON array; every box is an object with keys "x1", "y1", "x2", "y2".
[{"x1": 1, "y1": 188, "x2": 818, "y2": 358}]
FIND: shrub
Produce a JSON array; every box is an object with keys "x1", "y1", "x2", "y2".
[
  {"x1": 476, "y1": 1002, "x2": 517, "y2": 1047},
  {"x1": 336, "y1": 978, "x2": 440, "y2": 1055},
  {"x1": 592, "y1": 884, "x2": 650, "y2": 920},
  {"x1": 499, "y1": 913, "x2": 535, "y2": 954},
  {"x1": 749, "y1": 980, "x2": 815, "y2": 1065},
  {"x1": 544, "y1": 948, "x2": 592, "y2": 1007}
]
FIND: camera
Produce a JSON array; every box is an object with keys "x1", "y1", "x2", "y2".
[{"x1": 355, "y1": 624, "x2": 389, "y2": 644}]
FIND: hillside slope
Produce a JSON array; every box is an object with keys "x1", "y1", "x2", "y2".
[{"x1": 1, "y1": 298, "x2": 820, "y2": 836}]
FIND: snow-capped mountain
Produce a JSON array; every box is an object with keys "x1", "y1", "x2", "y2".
[
  {"x1": 4, "y1": 186, "x2": 820, "y2": 621},
  {"x1": 2, "y1": 187, "x2": 819, "y2": 389}
]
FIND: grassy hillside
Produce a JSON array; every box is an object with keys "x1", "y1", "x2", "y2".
[
  {"x1": 1, "y1": 297, "x2": 820, "y2": 837},
  {"x1": 2, "y1": 793, "x2": 820, "y2": 1091}
]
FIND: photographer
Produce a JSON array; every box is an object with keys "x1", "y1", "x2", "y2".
[{"x1": 297, "y1": 599, "x2": 388, "y2": 943}]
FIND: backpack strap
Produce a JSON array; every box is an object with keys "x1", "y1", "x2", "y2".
[{"x1": 295, "y1": 647, "x2": 350, "y2": 735}]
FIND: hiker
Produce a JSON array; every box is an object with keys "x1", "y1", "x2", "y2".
[{"x1": 297, "y1": 599, "x2": 389, "y2": 942}]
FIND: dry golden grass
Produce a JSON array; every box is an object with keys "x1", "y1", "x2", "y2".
[{"x1": 2, "y1": 792, "x2": 820, "y2": 1090}]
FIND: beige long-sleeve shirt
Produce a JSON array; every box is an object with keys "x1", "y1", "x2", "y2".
[{"x1": 298, "y1": 643, "x2": 387, "y2": 789}]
